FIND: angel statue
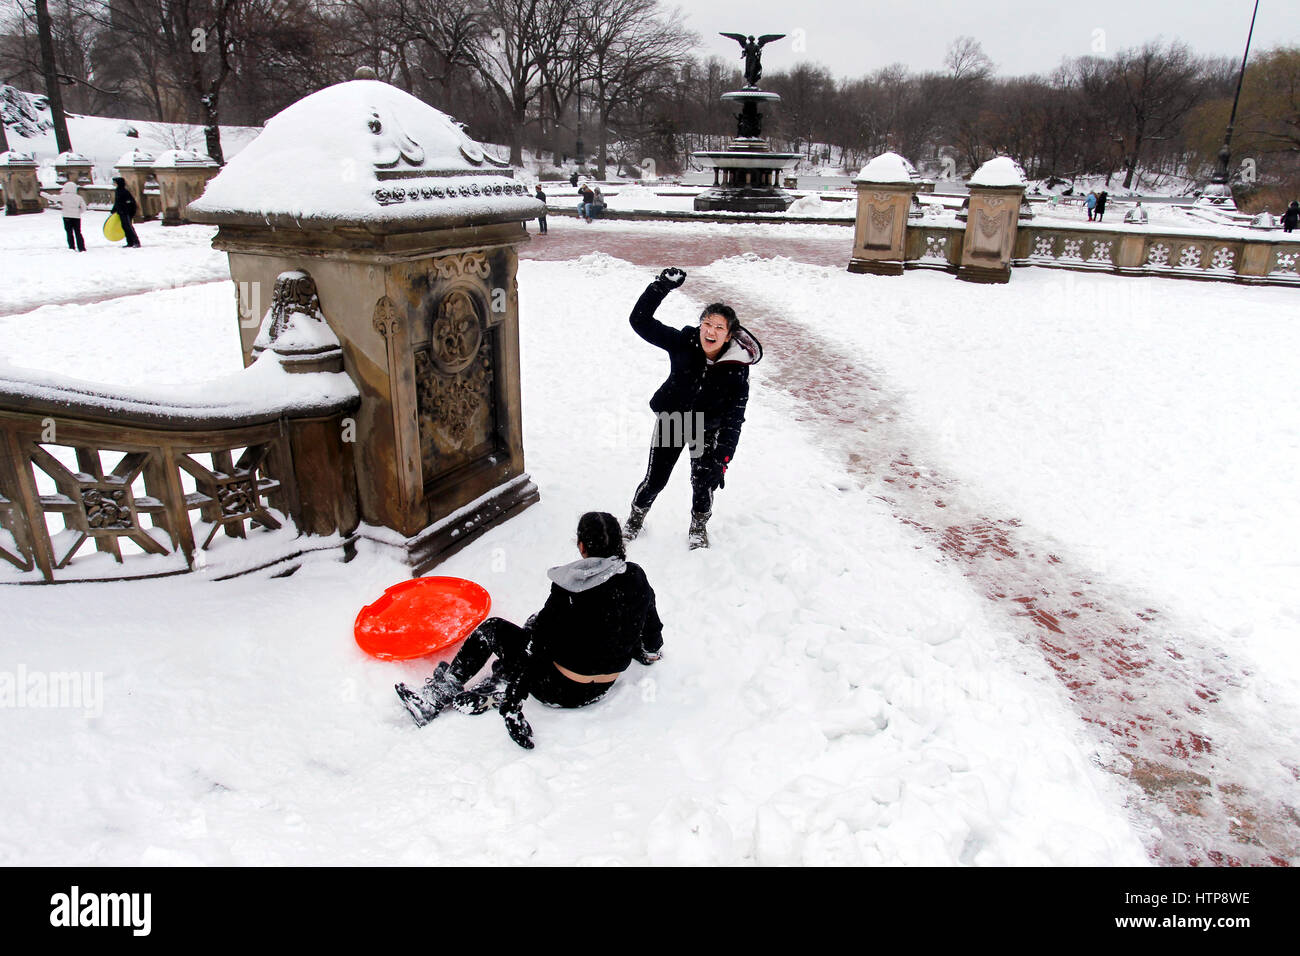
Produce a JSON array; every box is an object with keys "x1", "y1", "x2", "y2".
[{"x1": 720, "y1": 32, "x2": 785, "y2": 88}]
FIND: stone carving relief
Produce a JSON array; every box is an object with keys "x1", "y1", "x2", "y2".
[
  {"x1": 81, "y1": 486, "x2": 133, "y2": 530},
  {"x1": 430, "y1": 290, "x2": 482, "y2": 374},
  {"x1": 864, "y1": 203, "x2": 896, "y2": 250},
  {"x1": 416, "y1": 287, "x2": 498, "y2": 483},
  {"x1": 264, "y1": 271, "x2": 324, "y2": 343},
  {"x1": 433, "y1": 252, "x2": 492, "y2": 281},
  {"x1": 373, "y1": 296, "x2": 400, "y2": 338},
  {"x1": 970, "y1": 209, "x2": 1008, "y2": 257}
]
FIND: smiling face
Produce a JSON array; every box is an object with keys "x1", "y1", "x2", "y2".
[{"x1": 699, "y1": 313, "x2": 732, "y2": 359}]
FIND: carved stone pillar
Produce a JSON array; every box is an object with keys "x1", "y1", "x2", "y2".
[
  {"x1": 848, "y1": 152, "x2": 922, "y2": 276},
  {"x1": 114, "y1": 149, "x2": 159, "y2": 221},
  {"x1": 0, "y1": 151, "x2": 43, "y2": 215},
  {"x1": 188, "y1": 74, "x2": 544, "y2": 572},
  {"x1": 54, "y1": 151, "x2": 94, "y2": 185},
  {"x1": 959, "y1": 157, "x2": 1029, "y2": 284},
  {"x1": 153, "y1": 149, "x2": 219, "y2": 226}
]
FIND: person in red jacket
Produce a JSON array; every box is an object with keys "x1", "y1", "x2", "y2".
[{"x1": 622, "y1": 268, "x2": 762, "y2": 549}]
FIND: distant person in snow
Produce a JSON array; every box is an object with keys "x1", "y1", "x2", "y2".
[
  {"x1": 534, "y1": 183, "x2": 547, "y2": 234},
  {"x1": 589, "y1": 186, "x2": 606, "y2": 219},
  {"x1": 58, "y1": 180, "x2": 86, "y2": 252},
  {"x1": 396, "y1": 512, "x2": 663, "y2": 749},
  {"x1": 1283, "y1": 200, "x2": 1299, "y2": 233},
  {"x1": 622, "y1": 268, "x2": 763, "y2": 550},
  {"x1": 577, "y1": 182, "x2": 595, "y2": 222},
  {"x1": 1085, "y1": 190, "x2": 1097, "y2": 221},
  {"x1": 1095, "y1": 190, "x2": 1109, "y2": 222},
  {"x1": 110, "y1": 177, "x2": 141, "y2": 248}
]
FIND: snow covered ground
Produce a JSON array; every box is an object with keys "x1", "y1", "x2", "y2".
[{"x1": 0, "y1": 212, "x2": 1296, "y2": 866}]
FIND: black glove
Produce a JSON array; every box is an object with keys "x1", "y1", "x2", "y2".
[
  {"x1": 697, "y1": 453, "x2": 728, "y2": 491},
  {"x1": 653, "y1": 267, "x2": 686, "y2": 291}
]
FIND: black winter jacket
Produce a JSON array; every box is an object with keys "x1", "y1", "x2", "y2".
[
  {"x1": 629, "y1": 281, "x2": 763, "y2": 463},
  {"x1": 530, "y1": 557, "x2": 663, "y2": 676},
  {"x1": 111, "y1": 185, "x2": 137, "y2": 220}
]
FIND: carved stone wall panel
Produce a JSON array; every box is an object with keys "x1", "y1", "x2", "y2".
[{"x1": 415, "y1": 341, "x2": 498, "y2": 482}]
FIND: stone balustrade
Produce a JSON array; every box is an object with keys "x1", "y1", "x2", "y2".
[{"x1": 850, "y1": 150, "x2": 1300, "y2": 287}]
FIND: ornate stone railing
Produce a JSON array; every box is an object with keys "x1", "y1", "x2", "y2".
[
  {"x1": 887, "y1": 220, "x2": 1299, "y2": 286},
  {"x1": 1013, "y1": 226, "x2": 1299, "y2": 285},
  {"x1": 0, "y1": 272, "x2": 361, "y2": 584}
]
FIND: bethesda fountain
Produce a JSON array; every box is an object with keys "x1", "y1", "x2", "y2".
[{"x1": 693, "y1": 32, "x2": 798, "y2": 213}]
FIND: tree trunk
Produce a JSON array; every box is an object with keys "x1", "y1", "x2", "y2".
[
  {"x1": 34, "y1": 0, "x2": 72, "y2": 153},
  {"x1": 596, "y1": 106, "x2": 610, "y2": 180},
  {"x1": 202, "y1": 91, "x2": 225, "y2": 165},
  {"x1": 1122, "y1": 130, "x2": 1143, "y2": 190}
]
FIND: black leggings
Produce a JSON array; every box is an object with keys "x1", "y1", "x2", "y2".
[
  {"x1": 63, "y1": 218, "x2": 85, "y2": 251},
  {"x1": 119, "y1": 214, "x2": 140, "y2": 247},
  {"x1": 632, "y1": 419, "x2": 718, "y2": 515},
  {"x1": 449, "y1": 618, "x2": 611, "y2": 709}
]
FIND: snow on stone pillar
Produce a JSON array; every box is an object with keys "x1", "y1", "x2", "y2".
[
  {"x1": 848, "y1": 151, "x2": 921, "y2": 276},
  {"x1": 114, "y1": 149, "x2": 158, "y2": 221},
  {"x1": 250, "y1": 270, "x2": 359, "y2": 537},
  {"x1": 153, "y1": 149, "x2": 219, "y2": 226},
  {"x1": 0, "y1": 151, "x2": 43, "y2": 215},
  {"x1": 54, "y1": 150, "x2": 94, "y2": 185},
  {"x1": 958, "y1": 156, "x2": 1028, "y2": 284},
  {"x1": 188, "y1": 75, "x2": 543, "y2": 572}
]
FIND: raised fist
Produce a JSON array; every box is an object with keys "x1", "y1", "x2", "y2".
[{"x1": 656, "y1": 267, "x2": 687, "y2": 289}]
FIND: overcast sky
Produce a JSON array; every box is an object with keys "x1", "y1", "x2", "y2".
[{"x1": 681, "y1": 0, "x2": 1300, "y2": 81}]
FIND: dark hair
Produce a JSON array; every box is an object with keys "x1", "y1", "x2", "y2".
[
  {"x1": 577, "y1": 511, "x2": 625, "y2": 560},
  {"x1": 700, "y1": 303, "x2": 738, "y2": 334}
]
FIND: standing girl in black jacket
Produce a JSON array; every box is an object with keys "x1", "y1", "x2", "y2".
[
  {"x1": 623, "y1": 268, "x2": 762, "y2": 549},
  {"x1": 396, "y1": 512, "x2": 663, "y2": 749},
  {"x1": 110, "y1": 177, "x2": 141, "y2": 248}
]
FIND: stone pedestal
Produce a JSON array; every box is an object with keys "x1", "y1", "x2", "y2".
[
  {"x1": 848, "y1": 152, "x2": 922, "y2": 276},
  {"x1": 0, "y1": 151, "x2": 43, "y2": 215},
  {"x1": 154, "y1": 149, "x2": 219, "y2": 226},
  {"x1": 693, "y1": 90, "x2": 798, "y2": 212},
  {"x1": 189, "y1": 77, "x2": 544, "y2": 572},
  {"x1": 115, "y1": 149, "x2": 159, "y2": 221},
  {"x1": 54, "y1": 151, "x2": 94, "y2": 185},
  {"x1": 958, "y1": 157, "x2": 1028, "y2": 284},
  {"x1": 251, "y1": 270, "x2": 359, "y2": 537}
]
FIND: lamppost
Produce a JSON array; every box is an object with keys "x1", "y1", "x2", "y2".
[
  {"x1": 575, "y1": 85, "x2": 584, "y2": 168},
  {"x1": 1202, "y1": 0, "x2": 1261, "y2": 208}
]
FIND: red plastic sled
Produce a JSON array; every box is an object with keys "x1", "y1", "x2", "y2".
[{"x1": 354, "y1": 577, "x2": 491, "y2": 661}]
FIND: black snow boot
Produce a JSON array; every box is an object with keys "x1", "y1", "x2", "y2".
[
  {"x1": 622, "y1": 504, "x2": 649, "y2": 541},
  {"x1": 453, "y1": 669, "x2": 510, "y2": 715},
  {"x1": 687, "y1": 511, "x2": 711, "y2": 550},
  {"x1": 395, "y1": 661, "x2": 460, "y2": 727},
  {"x1": 500, "y1": 700, "x2": 535, "y2": 749}
]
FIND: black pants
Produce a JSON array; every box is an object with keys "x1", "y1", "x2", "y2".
[
  {"x1": 449, "y1": 618, "x2": 611, "y2": 709},
  {"x1": 632, "y1": 417, "x2": 718, "y2": 515},
  {"x1": 538, "y1": 214, "x2": 547, "y2": 234},
  {"x1": 63, "y1": 218, "x2": 85, "y2": 251},
  {"x1": 119, "y1": 215, "x2": 140, "y2": 247}
]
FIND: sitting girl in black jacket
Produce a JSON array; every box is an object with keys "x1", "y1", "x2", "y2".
[{"x1": 396, "y1": 512, "x2": 663, "y2": 748}]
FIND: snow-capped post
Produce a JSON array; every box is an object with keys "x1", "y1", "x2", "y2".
[
  {"x1": 54, "y1": 150, "x2": 94, "y2": 186},
  {"x1": 848, "y1": 151, "x2": 922, "y2": 276},
  {"x1": 249, "y1": 270, "x2": 359, "y2": 537},
  {"x1": 187, "y1": 72, "x2": 543, "y2": 573},
  {"x1": 958, "y1": 156, "x2": 1028, "y2": 284},
  {"x1": 0, "y1": 150, "x2": 43, "y2": 215},
  {"x1": 152, "y1": 149, "x2": 218, "y2": 226},
  {"x1": 113, "y1": 149, "x2": 158, "y2": 221}
]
